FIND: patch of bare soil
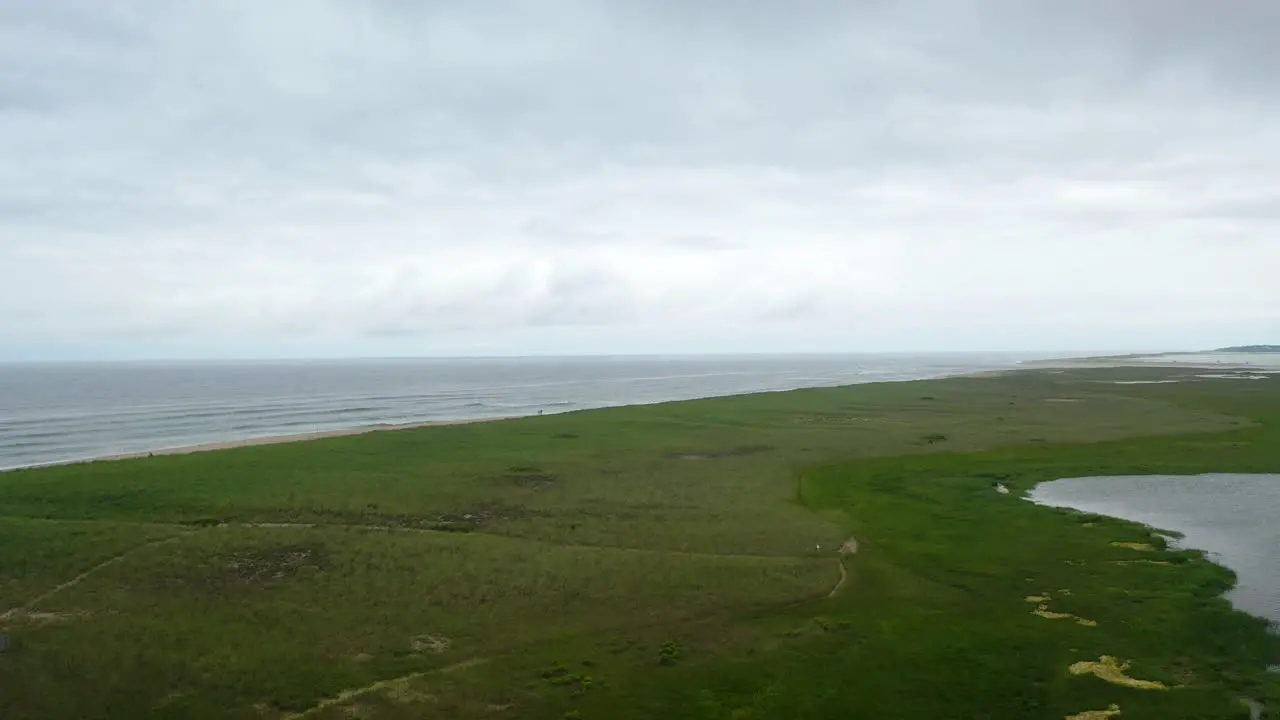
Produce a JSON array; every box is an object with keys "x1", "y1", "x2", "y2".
[
  {"x1": 410, "y1": 634, "x2": 451, "y2": 654},
  {"x1": 218, "y1": 544, "x2": 328, "y2": 585}
]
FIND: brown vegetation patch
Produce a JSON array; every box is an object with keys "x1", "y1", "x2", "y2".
[
  {"x1": 276, "y1": 503, "x2": 537, "y2": 532},
  {"x1": 501, "y1": 473, "x2": 559, "y2": 491},
  {"x1": 410, "y1": 633, "x2": 451, "y2": 654},
  {"x1": 792, "y1": 414, "x2": 868, "y2": 425},
  {"x1": 218, "y1": 544, "x2": 328, "y2": 585},
  {"x1": 669, "y1": 444, "x2": 774, "y2": 460}
]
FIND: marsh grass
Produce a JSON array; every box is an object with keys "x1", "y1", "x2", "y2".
[{"x1": 0, "y1": 368, "x2": 1277, "y2": 718}]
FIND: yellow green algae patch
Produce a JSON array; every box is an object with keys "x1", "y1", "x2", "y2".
[
  {"x1": 1033, "y1": 605, "x2": 1074, "y2": 620},
  {"x1": 1110, "y1": 542, "x2": 1155, "y2": 552},
  {"x1": 1027, "y1": 593, "x2": 1098, "y2": 626},
  {"x1": 1066, "y1": 704, "x2": 1121, "y2": 720},
  {"x1": 1068, "y1": 656, "x2": 1168, "y2": 690}
]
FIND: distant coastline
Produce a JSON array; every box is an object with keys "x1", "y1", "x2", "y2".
[
  {"x1": 0, "y1": 353, "x2": 1044, "y2": 471},
  {"x1": 1213, "y1": 345, "x2": 1280, "y2": 353},
  {"x1": 90, "y1": 417, "x2": 514, "y2": 464},
  {"x1": 1020, "y1": 350, "x2": 1280, "y2": 370},
  {"x1": 4, "y1": 363, "x2": 1049, "y2": 472},
  {"x1": 6, "y1": 352, "x2": 1278, "y2": 473}
]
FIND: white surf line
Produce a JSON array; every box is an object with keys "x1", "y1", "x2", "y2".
[
  {"x1": 1, "y1": 534, "x2": 188, "y2": 621},
  {"x1": 283, "y1": 658, "x2": 491, "y2": 719}
]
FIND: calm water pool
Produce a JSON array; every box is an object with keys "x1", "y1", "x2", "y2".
[{"x1": 1029, "y1": 474, "x2": 1280, "y2": 627}]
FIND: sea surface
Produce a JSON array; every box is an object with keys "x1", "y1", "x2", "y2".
[
  {"x1": 1030, "y1": 474, "x2": 1280, "y2": 628},
  {"x1": 0, "y1": 353, "x2": 1045, "y2": 470}
]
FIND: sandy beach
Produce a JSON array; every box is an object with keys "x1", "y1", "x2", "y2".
[
  {"x1": 13, "y1": 353, "x2": 1274, "y2": 472},
  {"x1": 93, "y1": 367, "x2": 1028, "y2": 464},
  {"x1": 77, "y1": 416, "x2": 517, "y2": 465}
]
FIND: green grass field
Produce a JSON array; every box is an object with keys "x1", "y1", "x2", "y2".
[{"x1": 1, "y1": 367, "x2": 1277, "y2": 719}]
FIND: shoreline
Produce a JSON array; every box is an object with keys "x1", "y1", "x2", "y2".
[
  {"x1": 7, "y1": 355, "x2": 1273, "y2": 473},
  {"x1": 4, "y1": 355, "x2": 1278, "y2": 717},
  {"x1": 98, "y1": 415, "x2": 520, "y2": 459},
  {"x1": 7, "y1": 365, "x2": 1023, "y2": 472},
  {"x1": 1026, "y1": 475, "x2": 1279, "y2": 714},
  {"x1": 5, "y1": 416, "x2": 518, "y2": 472},
  {"x1": 1027, "y1": 475, "x2": 1280, "y2": 628}
]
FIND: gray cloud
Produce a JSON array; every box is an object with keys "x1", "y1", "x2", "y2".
[{"x1": 2, "y1": 0, "x2": 1278, "y2": 358}]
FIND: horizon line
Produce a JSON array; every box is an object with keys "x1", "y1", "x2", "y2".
[{"x1": 0, "y1": 349, "x2": 1186, "y2": 365}]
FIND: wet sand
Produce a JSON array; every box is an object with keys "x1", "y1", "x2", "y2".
[{"x1": 68, "y1": 416, "x2": 518, "y2": 465}]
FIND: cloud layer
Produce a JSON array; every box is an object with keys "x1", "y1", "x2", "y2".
[{"x1": 3, "y1": 1, "x2": 1278, "y2": 358}]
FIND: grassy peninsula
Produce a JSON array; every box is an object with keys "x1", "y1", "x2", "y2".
[
  {"x1": 1214, "y1": 345, "x2": 1280, "y2": 353},
  {"x1": 1, "y1": 367, "x2": 1278, "y2": 719}
]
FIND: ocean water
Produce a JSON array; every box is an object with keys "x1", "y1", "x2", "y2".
[
  {"x1": 1030, "y1": 474, "x2": 1280, "y2": 628},
  {"x1": 0, "y1": 353, "x2": 1040, "y2": 470}
]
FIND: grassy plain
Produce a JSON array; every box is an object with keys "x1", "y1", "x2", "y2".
[{"x1": 0, "y1": 367, "x2": 1277, "y2": 719}]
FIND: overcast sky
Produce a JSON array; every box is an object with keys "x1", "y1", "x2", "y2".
[{"x1": 3, "y1": 1, "x2": 1278, "y2": 360}]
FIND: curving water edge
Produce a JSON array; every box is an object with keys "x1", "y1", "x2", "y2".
[
  {"x1": 1028, "y1": 474, "x2": 1280, "y2": 628},
  {"x1": 1030, "y1": 474, "x2": 1280, "y2": 714},
  {"x1": 1034, "y1": 474, "x2": 1274, "y2": 712}
]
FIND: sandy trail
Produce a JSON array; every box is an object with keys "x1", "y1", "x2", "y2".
[
  {"x1": 1, "y1": 535, "x2": 187, "y2": 621},
  {"x1": 283, "y1": 658, "x2": 490, "y2": 719},
  {"x1": 295, "y1": 543, "x2": 855, "y2": 717},
  {"x1": 827, "y1": 562, "x2": 848, "y2": 599},
  {"x1": 825, "y1": 537, "x2": 859, "y2": 599},
  {"x1": 283, "y1": 534, "x2": 855, "y2": 718}
]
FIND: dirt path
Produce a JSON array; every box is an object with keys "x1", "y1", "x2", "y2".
[
  {"x1": 1, "y1": 534, "x2": 186, "y2": 622},
  {"x1": 282, "y1": 658, "x2": 490, "y2": 719},
  {"x1": 827, "y1": 561, "x2": 849, "y2": 599},
  {"x1": 825, "y1": 536, "x2": 859, "y2": 599}
]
